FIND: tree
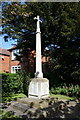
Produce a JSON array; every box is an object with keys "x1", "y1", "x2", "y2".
[{"x1": 2, "y1": 2, "x2": 80, "y2": 83}]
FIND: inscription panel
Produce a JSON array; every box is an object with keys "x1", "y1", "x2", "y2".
[{"x1": 28, "y1": 78, "x2": 49, "y2": 99}]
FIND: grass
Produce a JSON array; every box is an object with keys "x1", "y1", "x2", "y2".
[
  {"x1": 11, "y1": 93, "x2": 27, "y2": 99},
  {"x1": 12, "y1": 93, "x2": 76, "y2": 101},
  {"x1": 2, "y1": 93, "x2": 27, "y2": 103},
  {"x1": 3, "y1": 93, "x2": 77, "y2": 103},
  {"x1": 51, "y1": 94, "x2": 76, "y2": 101}
]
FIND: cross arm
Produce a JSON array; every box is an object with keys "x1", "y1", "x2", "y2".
[{"x1": 34, "y1": 16, "x2": 42, "y2": 23}]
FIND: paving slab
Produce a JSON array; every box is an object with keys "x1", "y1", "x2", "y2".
[
  {"x1": 11, "y1": 102, "x2": 30, "y2": 113},
  {"x1": 18, "y1": 97, "x2": 49, "y2": 108}
]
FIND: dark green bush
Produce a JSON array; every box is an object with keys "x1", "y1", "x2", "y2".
[
  {"x1": 44, "y1": 71, "x2": 64, "y2": 89},
  {"x1": 2, "y1": 71, "x2": 30, "y2": 102},
  {"x1": 2, "y1": 73, "x2": 19, "y2": 96},
  {"x1": 15, "y1": 70, "x2": 30, "y2": 95}
]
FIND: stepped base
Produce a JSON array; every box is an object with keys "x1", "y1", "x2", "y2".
[
  {"x1": 18, "y1": 97, "x2": 49, "y2": 108},
  {"x1": 28, "y1": 78, "x2": 49, "y2": 99},
  {"x1": 1, "y1": 97, "x2": 80, "y2": 119}
]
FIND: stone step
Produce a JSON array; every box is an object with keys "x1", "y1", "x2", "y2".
[
  {"x1": 11, "y1": 102, "x2": 30, "y2": 113},
  {"x1": 6, "y1": 106, "x2": 24, "y2": 117},
  {"x1": 18, "y1": 97, "x2": 49, "y2": 108},
  {"x1": 18, "y1": 98, "x2": 40, "y2": 105}
]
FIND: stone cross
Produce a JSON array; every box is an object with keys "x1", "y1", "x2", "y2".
[
  {"x1": 34, "y1": 15, "x2": 43, "y2": 78},
  {"x1": 28, "y1": 16, "x2": 49, "y2": 99}
]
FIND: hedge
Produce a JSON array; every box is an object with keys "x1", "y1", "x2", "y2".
[{"x1": 2, "y1": 71, "x2": 30, "y2": 102}]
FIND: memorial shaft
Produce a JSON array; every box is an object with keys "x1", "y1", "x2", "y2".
[{"x1": 35, "y1": 15, "x2": 43, "y2": 78}]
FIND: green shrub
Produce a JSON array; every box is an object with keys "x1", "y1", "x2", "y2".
[
  {"x1": 2, "y1": 73, "x2": 22, "y2": 102},
  {"x1": 50, "y1": 83, "x2": 80, "y2": 98},
  {"x1": 15, "y1": 70, "x2": 30, "y2": 95},
  {"x1": 2, "y1": 71, "x2": 30, "y2": 102}
]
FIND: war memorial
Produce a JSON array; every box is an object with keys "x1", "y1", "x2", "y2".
[{"x1": 1, "y1": 16, "x2": 80, "y2": 119}]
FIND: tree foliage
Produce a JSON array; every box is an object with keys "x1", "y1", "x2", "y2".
[{"x1": 2, "y1": 2, "x2": 80, "y2": 82}]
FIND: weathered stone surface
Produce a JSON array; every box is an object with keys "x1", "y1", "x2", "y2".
[
  {"x1": 59, "y1": 103, "x2": 66, "y2": 110},
  {"x1": 7, "y1": 102, "x2": 11, "y2": 106},
  {"x1": 68, "y1": 101, "x2": 77, "y2": 106},
  {"x1": 19, "y1": 114, "x2": 28, "y2": 119},
  {"x1": 1, "y1": 97, "x2": 80, "y2": 119},
  {"x1": 28, "y1": 78, "x2": 49, "y2": 99},
  {"x1": 18, "y1": 97, "x2": 49, "y2": 108},
  {"x1": 18, "y1": 97, "x2": 40, "y2": 105},
  {"x1": 65, "y1": 100, "x2": 70, "y2": 105},
  {"x1": 26, "y1": 108, "x2": 39, "y2": 118},
  {"x1": 39, "y1": 100, "x2": 49, "y2": 108},
  {"x1": 12, "y1": 102, "x2": 29, "y2": 113},
  {"x1": 1, "y1": 105, "x2": 8, "y2": 109}
]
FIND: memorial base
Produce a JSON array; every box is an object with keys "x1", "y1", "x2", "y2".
[{"x1": 28, "y1": 78, "x2": 49, "y2": 99}]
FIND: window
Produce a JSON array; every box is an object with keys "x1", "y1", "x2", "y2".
[
  {"x1": 12, "y1": 49, "x2": 20, "y2": 60},
  {"x1": 2, "y1": 56, "x2": 4, "y2": 60},
  {"x1": 11, "y1": 65, "x2": 21, "y2": 73}
]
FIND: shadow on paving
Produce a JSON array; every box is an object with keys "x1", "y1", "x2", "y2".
[
  {"x1": 20, "y1": 101, "x2": 80, "y2": 119},
  {"x1": 1, "y1": 98, "x2": 80, "y2": 120}
]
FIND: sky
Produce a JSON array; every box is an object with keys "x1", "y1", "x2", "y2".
[
  {"x1": 0, "y1": 26, "x2": 17, "y2": 49},
  {"x1": 1, "y1": 35, "x2": 17, "y2": 49},
  {"x1": 0, "y1": 2, "x2": 25, "y2": 50},
  {"x1": 0, "y1": 2, "x2": 18, "y2": 50}
]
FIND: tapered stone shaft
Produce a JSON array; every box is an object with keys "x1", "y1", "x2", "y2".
[{"x1": 34, "y1": 15, "x2": 43, "y2": 78}]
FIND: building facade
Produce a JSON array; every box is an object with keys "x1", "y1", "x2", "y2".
[
  {"x1": 1, "y1": 47, "x2": 49, "y2": 74},
  {"x1": 0, "y1": 47, "x2": 10, "y2": 73},
  {"x1": 8, "y1": 46, "x2": 21, "y2": 73}
]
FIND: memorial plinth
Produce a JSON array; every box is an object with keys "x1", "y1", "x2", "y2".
[{"x1": 28, "y1": 78, "x2": 49, "y2": 99}]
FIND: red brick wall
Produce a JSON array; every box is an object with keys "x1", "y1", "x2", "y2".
[
  {"x1": 21, "y1": 50, "x2": 47, "y2": 73},
  {"x1": 1, "y1": 48, "x2": 49, "y2": 73},
  {"x1": 0, "y1": 54, "x2": 10, "y2": 73}
]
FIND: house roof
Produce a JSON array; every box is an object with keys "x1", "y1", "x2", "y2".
[
  {"x1": 7, "y1": 46, "x2": 17, "y2": 51},
  {"x1": 0, "y1": 48, "x2": 10, "y2": 56}
]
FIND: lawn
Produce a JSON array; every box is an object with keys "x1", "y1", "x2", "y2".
[
  {"x1": 51, "y1": 94, "x2": 76, "y2": 101},
  {"x1": 2, "y1": 93, "x2": 27, "y2": 103}
]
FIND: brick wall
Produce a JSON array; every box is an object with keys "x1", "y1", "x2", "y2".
[
  {"x1": 0, "y1": 54, "x2": 10, "y2": 73},
  {"x1": 21, "y1": 50, "x2": 47, "y2": 73},
  {"x1": 1, "y1": 47, "x2": 49, "y2": 73}
]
